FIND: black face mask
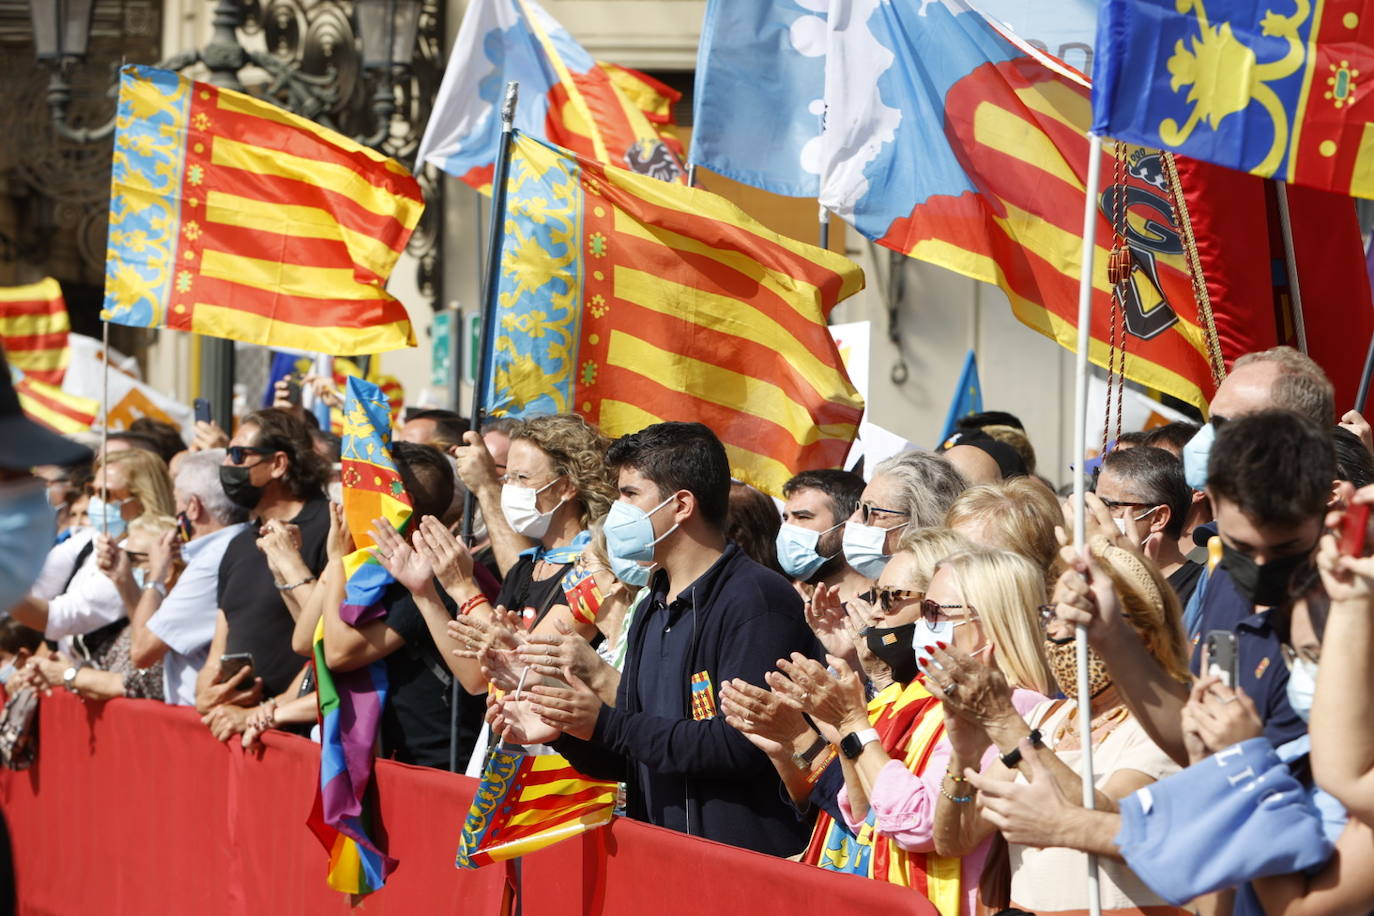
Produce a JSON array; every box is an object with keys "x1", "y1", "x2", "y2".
[
  {"x1": 1219, "y1": 543, "x2": 1310, "y2": 608},
  {"x1": 219, "y1": 464, "x2": 264, "y2": 511},
  {"x1": 865, "y1": 622, "x2": 920, "y2": 685}
]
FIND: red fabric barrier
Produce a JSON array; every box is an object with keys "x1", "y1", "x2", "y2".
[{"x1": 0, "y1": 694, "x2": 937, "y2": 915}]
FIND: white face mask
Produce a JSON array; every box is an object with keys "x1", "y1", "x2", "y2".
[
  {"x1": 1112, "y1": 506, "x2": 1158, "y2": 536},
  {"x1": 500, "y1": 478, "x2": 564, "y2": 539},
  {"x1": 842, "y1": 520, "x2": 906, "y2": 580}
]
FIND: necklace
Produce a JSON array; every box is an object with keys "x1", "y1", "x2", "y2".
[{"x1": 1054, "y1": 703, "x2": 1130, "y2": 750}]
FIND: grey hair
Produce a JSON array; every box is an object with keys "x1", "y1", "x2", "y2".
[
  {"x1": 174, "y1": 449, "x2": 248, "y2": 526},
  {"x1": 872, "y1": 450, "x2": 968, "y2": 529},
  {"x1": 1233, "y1": 346, "x2": 1334, "y2": 427}
]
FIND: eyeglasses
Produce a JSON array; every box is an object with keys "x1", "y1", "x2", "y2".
[
  {"x1": 1097, "y1": 497, "x2": 1158, "y2": 512},
  {"x1": 920, "y1": 599, "x2": 976, "y2": 625},
  {"x1": 123, "y1": 550, "x2": 148, "y2": 564},
  {"x1": 856, "y1": 586, "x2": 922, "y2": 613},
  {"x1": 1279, "y1": 643, "x2": 1320, "y2": 670},
  {"x1": 226, "y1": 445, "x2": 277, "y2": 465},
  {"x1": 859, "y1": 502, "x2": 911, "y2": 525}
]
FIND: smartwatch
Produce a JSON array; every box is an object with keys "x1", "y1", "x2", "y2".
[
  {"x1": 999, "y1": 728, "x2": 1044, "y2": 768},
  {"x1": 840, "y1": 727, "x2": 881, "y2": 760}
]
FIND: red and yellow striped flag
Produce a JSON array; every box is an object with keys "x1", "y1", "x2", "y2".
[
  {"x1": 11, "y1": 369, "x2": 98, "y2": 435},
  {"x1": 485, "y1": 133, "x2": 864, "y2": 497},
  {"x1": 0, "y1": 278, "x2": 70, "y2": 386},
  {"x1": 102, "y1": 65, "x2": 423, "y2": 355}
]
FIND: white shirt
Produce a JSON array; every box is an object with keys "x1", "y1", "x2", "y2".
[
  {"x1": 30, "y1": 528, "x2": 95, "y2": 601},
  {"x1": 147, "y1": 523, "x2": 248, "y2": 706},
  {"x1": 35, "y1": 528, "x2": 127, "y2": 651}
]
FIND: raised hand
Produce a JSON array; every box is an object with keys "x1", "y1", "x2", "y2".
[
  {"x1": 370, "y1": 518, "x2": 435, "y2": 596},
  {"x1": 526, "y1": 668, "x2": 603, "y2": 740},
  {"x1": 324, "y1": 501, "x2": 353, "y2": 563},
  {"x1": 415, "y1": 514, "x2": 476, "y2": 596},
  {"x1": 1051, "y1": 546, "x2": 1128, "y2": 647},
  {"x1": 518, "y1": 618, "x2": 607, "y2": 685},
  {"x1": 1184, "y1": 675, "x2": 1262, "y2": 756},
  {"x1": 451, "y1": 431, "x2": 501, "y2": 492},
  {"x1": 720, "y1": 677, "x2": 810, "y2": 757}
]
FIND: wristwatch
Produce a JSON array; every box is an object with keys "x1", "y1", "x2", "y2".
[
  {"x1": 999, "y1": 728, "x2": 1044, "y2": 768},
  {"x1": 839, "y1": 727, "x2": 881, "y2": 760},
  {"x1": 62, "y1": 660, "x2": 89, "y2": 694},
  {"x1": 791, "y1": 733, "x2": 827, "y2": 770},
  {"x1": 143, "y1": 579, "x2": 167, "y2": 598}
]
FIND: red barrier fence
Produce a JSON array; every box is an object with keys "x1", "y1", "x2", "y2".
[{"x1": 0, "y1": 694, "x2": 936, "y2": 915}]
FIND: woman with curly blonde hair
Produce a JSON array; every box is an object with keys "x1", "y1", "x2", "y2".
[{"x1": 408, "y1": 414, "x2": 618, "y2": 696}]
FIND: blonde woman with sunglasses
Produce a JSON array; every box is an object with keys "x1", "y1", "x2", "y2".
[{"x1": 724, "y1": 543, "x2": 1052, "y2": 916}]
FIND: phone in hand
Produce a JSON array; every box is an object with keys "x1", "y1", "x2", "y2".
[
  {"x1": 1205, "y1": 630, "x2": 1239, "y2": 689},
  {"x1": 193, "y1": 397, "x2": 213, "y2": 425},
  {"x1": 1341, "y1": 502, "x2": 1370, "y2": 557},
  {"x1": 283, "y1": 373, "x2": 304, "y2": 407},
  {"x1": 216, "y1": 652, "x2": 254, "y2": 685}
]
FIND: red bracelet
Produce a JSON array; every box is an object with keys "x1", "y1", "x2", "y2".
[{"x1": 459, "y1": 593, "x2": 490, "y2": 616}]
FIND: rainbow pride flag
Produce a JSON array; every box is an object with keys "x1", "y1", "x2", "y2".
[{"x1": 307, "y1": 376, "x2": 411, "y2": 895}]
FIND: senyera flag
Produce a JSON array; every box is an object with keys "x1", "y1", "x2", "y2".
[
  {"x1": 819, "y1": 2, "x2": 1225, "y2": 411},
  {"x1": 307, "y1": 376, "x2": 411, "y2": 897},
  {"x1": 416, "y1": 0, "x2": 684, "y2": 193},
  {"x1": 0, "y1": 278, "x2": 70, "y2": 386},
  {"x1": 1092, "y1": 0, "x2": 1374, "y2": 199},
  {"x1": 102, "y1": 65, "x2": 423, "y2": 355},
  {"x1": 10, "y1": 367, "x2": 97, "y2": 434},
  {"x1": 485, "y1": 132, "x2": 865, "y2": 497}
]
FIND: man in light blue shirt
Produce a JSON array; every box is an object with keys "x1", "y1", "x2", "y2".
[{"x1": 119, "y1": 449, "x2": 247, "y2": 706}]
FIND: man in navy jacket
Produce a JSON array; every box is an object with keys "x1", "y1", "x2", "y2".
[{"x1": 536, "y1": 422, "x2": 820, "y2": 856}]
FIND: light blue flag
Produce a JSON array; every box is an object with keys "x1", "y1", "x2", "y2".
[
  {"x1": 689, "y1": 0, "x2": 827, "y2": 197},
  {"x1": 939, "y1": 350, "x2": 983, "y2": 445},
  {"x1": 974, "y1": 0, "x2": 1098, "y2": 74}
]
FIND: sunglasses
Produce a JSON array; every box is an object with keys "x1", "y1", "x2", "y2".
[
  {"x1": 858, "y1": 502, "x2": 911, "y2": 525},
  {"x1": 920, "y1": 599, "x2": 976, "y2": 625},
  {"x1": 226, "y1": 445, "x2": 277, "y2": 465},
  {"x1": 123, "y1": 550, "x2": 148, "y2": 563},
  {"x1": 856, "y1": 586, "x2": 922, "y2": 613}
]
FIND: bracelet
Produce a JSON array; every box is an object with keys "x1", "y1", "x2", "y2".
[
  {"x1": 940, "y1": 785, "x2": 976, "y2": 803},
  {"x1": 275, "y1": 576, "x2": 317, "y2": 592},
  {"x1": 460, "y1": 593, "x2": 490, "y2": 616},
  {"x1": 946, "y1": 767, "x2": 970, "y2": 784},
  {"x1": 999, "y1": 728, "x2": 1044, "y2": 769}
]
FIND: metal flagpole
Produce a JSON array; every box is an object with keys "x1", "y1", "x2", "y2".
[
  {"x1": 819, "y1": 202, "x2": 830, "y2": 250},
  {"x1": 1275, "y1": 181, "x2": 1309, "y2": 354},
  {"x1": 99, "y1": 320, "x2": 111, "y2": 538},
  {"x1": 1357, "y1": 331, "x2": 1374, "y2": 414},
  {"x1": 1072, "y1": 132, "x2": 1105, "y2": 916},
  {"x1": 451, "y1": 81, "x2": 519, "y2": 777}
]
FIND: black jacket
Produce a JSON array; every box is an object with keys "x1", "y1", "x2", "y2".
[{"x1": 555, "y1": 542, "x2": 820, "y2": 856}]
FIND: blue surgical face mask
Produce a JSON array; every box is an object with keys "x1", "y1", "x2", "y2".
[
  {"x1": 87, "y1": 494, "x2": 129, "y2": 539},
  {"x1": 1286, "y1": 656, "x2": 1318, "y2": 722},
  {"x1": 775, "y1": 521, "x2": 842, "y2": 581},
  {"x1": 0, "y1": 662, "x2": 15, "y2": 686},
  {"x1": 842, "y1": 520, "x2": 905, "y2": 580},
  {"x1": 1182, "y1": 421, "x2": 1217, "y2": 490},
  {"x1": 609, "y1": 552, "x2": 654, "y2": 588},
  {"x1": 132, "y1": 567, "x2": 147, "y2": 590},
  {"x1": 0, "y1": 478, "x2": 57, "y2": 611},
  {"x1": 605, "y1": 496, "x2": 678, "y2": 563}
]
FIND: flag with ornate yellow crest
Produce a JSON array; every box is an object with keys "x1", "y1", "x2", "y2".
[
  {"x1": 1092, "y1": 0, "x2": 1374, "y2": 198},
  {"x1": 101, "y1": 64, "x2": 423, "y2": 354}
]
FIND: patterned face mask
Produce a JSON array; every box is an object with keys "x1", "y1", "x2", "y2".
[
  {"x1": 561, "y1": 563, "x2": 605, "y2": 626},
  {"x1": 1043, "y1": 637, "x2": 1112, "y2": 700}
]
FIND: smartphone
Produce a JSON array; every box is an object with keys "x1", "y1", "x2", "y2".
[
  {"x1": 1205, "y1": 630, "x2": 1239, "y2": 689},
  {"x1": 193, "y1": 397, "x2": 212, "y2": 425},
  {"x1": 1341, "y1": 502, "x2": 1371, "y2": 557},
  {"x1": 216, "y1": 652, "x2": 254, "y2": 685},
  {"x1": 283, "y1": 373, "x2": 304, "y2": 407}
]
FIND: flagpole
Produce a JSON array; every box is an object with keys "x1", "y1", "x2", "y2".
[
  {"x1": 1275, "y1": 181, "x2": 1309, "y2": 354},
  {"x1": 1357, "y1": 332, "x2": 1374, "y2": 414},
  {"x1": 1072, "y1": 132, "x2": 1104, "y2": 916},
  {"x1": 99, "y1": 320, "x2": 110, "y2": 538},
  {"x1": 453, "y1": 81, "x2": 518, "y2": 779},
  {"x1": 461, "y1": 80, "x2": 519, "y2": 546},
  {"x1": 818, "y1": 202, "x2": 830, "y2": 250}
]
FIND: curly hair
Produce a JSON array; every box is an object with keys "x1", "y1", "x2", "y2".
[{"x1": 511, "y1": 414, "x2": 616, "y2": 528}]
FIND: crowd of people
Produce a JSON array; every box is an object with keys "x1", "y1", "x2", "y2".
[{"x1": 4, "y1": 343, "x2": 1374, "y2": 915}]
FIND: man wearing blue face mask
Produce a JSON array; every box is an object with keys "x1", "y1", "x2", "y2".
[
  {"x1": 776, "y1": 469, "x2": 866, "y2": 598},
  {"x1": 537, "y1": 421, "x2": 823, "y2": 857}
]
